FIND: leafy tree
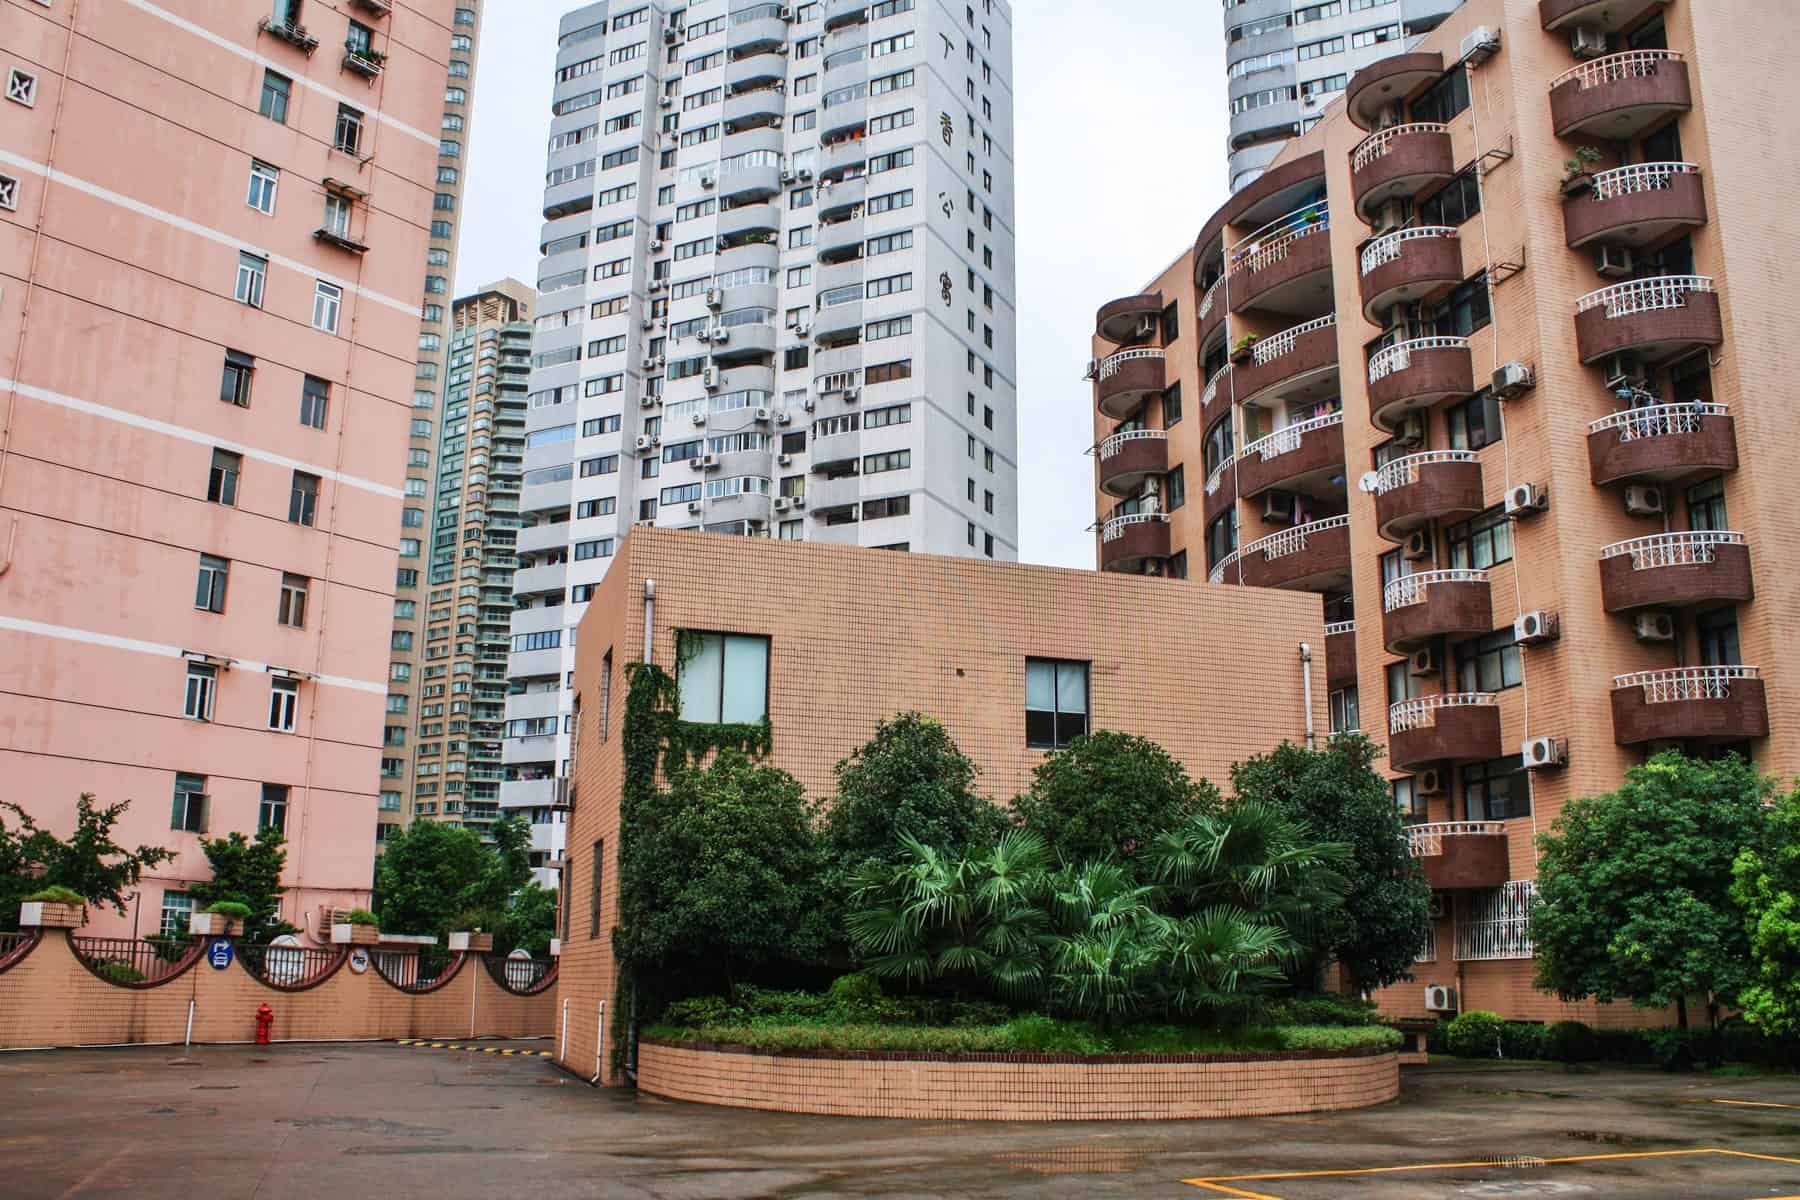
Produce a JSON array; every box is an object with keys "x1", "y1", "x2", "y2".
[
  {"x1": 1731, "y1": 786, "x2": 1800, "y2": 1037},
  {"x1": 0, "y1": 796, "x2": 175, "y2": 930},
  {"x1": 497, "y1": 884, "x2": 559, "y2": 958},
  {"x1": 374, "y1": 815, "x2": 534, "y2": 943},
  {"x1": 187, "y1": 827, "x2": 292, "y2": 943},
  {"x1": 616, "y1": 749, "x2": 826, "y2": 992},
  {"x1": 1533, "y1": 751, "x2": 1771, "y2": 1028},
  {"x1": 1012, "y1": 731, "x2": 1218, "y2": 874},
  {"x1": 821, "y1": 712, "x2": 1011, "y2": 875},
  {"x1": 1229, "y1": 735, "x2": 1431, "y2": 991}
]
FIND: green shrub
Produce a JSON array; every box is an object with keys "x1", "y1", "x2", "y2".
[
  {"x1": 1265, "y1": 995, "x2": 1381, "y2": 1028},
  {"x1": 1544, "y1": 1020, "x2": 1599, "y2": 1063},
  {"x1": 343, "y1": 908, "x2": 378, "y2": 926},
  {"x1": 95, "y1": 961, "x2": 145, "y2": 985},
  {"x1": 645, "y1": 1022, "x2": 1020, "y2": 1055},
  {"x1": 1425, "y1": 1022, "x2": 1449, "y2": 1055},
  {"x1": 1274, "y1": 1025, "x2": 1404, "y2": 1053},
  {"x1": 204, "y1": 900, "x2": 253, "y2": 918},
  {"x1": 661, "y1": 995, "x2": 744, "y2": 1028},
  {"x1": 1501, "y1": 1022, "x2": 1549, "y2": 1060},
  {"x1": 947, "y1": 999, "x2": 1012, "y2": 1027},
  {"x1": 1004, "y1": 1015, "x2": 1107, "y2": 1054},
  {"x1": 733, "y1": 984, "x2": 831, "y2": 1020},
  {"x1": 1445, "y1": 1010, "x2": 1505, "y2": 1058},
  {"x1": 22, "y1": 886, "x2": 84, "y2": 905}
]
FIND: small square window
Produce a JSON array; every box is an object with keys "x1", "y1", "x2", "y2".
[
  {"x1": 1025, "y1": 658, "x2": 1088, "y2": 749},
  {"x1": 675, "y1": 631, "x2": 769, "y2": 724},
  {"x1": 159, "y1": 889, "x2": 194, "y2": 935},
  {"x1": 0, "y1": 173, "x2": 16, "y2": 213},
  {"x1": 6, "y1": 69, "x2": 38, "y2": 108}
]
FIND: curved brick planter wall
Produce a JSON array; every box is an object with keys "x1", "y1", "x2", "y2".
[{"x1": 637, "y1": 1040, "x2": 1399, "y2": 1121}]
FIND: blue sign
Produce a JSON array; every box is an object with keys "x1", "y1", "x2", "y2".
[{"x1": 207, "y1": 937, "x2": 235, "y2": 971}]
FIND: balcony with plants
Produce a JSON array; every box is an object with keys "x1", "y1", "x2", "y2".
[
  {"x1": 1230, "y1": 315, "x2": 1339, "y2": 411},
  {"x1": 1563, "y1": 161, "x2": 1706, "y2": 249},
  {"x1": 1227, "y1": 206, "x2": 1333, "y2": 317}
]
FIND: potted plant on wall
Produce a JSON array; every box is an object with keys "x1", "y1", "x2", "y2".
[
  {"x1": 448, "y1": 925, "x2": 494, "y2": 953},
  {"x1": 190, "y1": 900, "x2": 251, "y2": 938},
  {"x1": 331, "y1": 908, "x2": 381, "y2": 946},
  {"x1": 17, "y1": 886, "x2": 86, "y2": 929},
  {"x1": 1231, "y1": 333, "x2": 1261, "y2": 365},
  {"x1": 1561, "y1": 146, "x2": 1604, "y2": 196}
]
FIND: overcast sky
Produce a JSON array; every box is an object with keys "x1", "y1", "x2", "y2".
[{"x1": 454, "y1": 2, "x2": 1228, "y2": 569}]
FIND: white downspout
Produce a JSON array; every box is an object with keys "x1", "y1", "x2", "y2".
[
  {"x1": 1300, "y1": 642, "x2": 1316, "y2": 750},
  {"x1": 642, "y1": 579, "x2": 655, "y2": 664},
  {"x1": 560, "y1": 997, "x2": 570, "y2": 1063},
  {"x1": 591, "y1": 1000, "x2": 606, "y2": 1085}
]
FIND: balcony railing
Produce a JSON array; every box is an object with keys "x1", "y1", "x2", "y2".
[
  {"x1": 1100, "y1": 512, "x2": 1167, "y2": 542},
  {"x1": 1360, "y1": 226, "x2": 1458, "y2": 276},
  {"x1": 1385, "y1": 568, "x2": 1487, "y2": 612},
  {"x1": 1590, "y1": 402, "x2": 1728, "y2": 441},
  {"x1": 1243, "y1": 411, "x2": 1342, "y2": 462},
  {"x1": 1204, "y1": 456, "x2": 1232, "y2": 496},
  {"x1": 1324, "y1": 620, "x2": 1356, "y2": 636},
  {"x1": 1199, "y1": 275, "x2": 1224, "y2": 322},
  {"x1": 1241, "y1": 514, "x2": 1350, "y2": 562},
  {"x1": 1407, "y1": 820, "x2": 1505, "y2": 857},
  {"x1": 1601, "y1": 529, "x2": 1745, "y2": 570},
  {"x1": 1231, "y1": 217, "x2": 1328, "y2": 276},
  {"x1": 1249, "y1": 314, "x2": 1336, "y2": 367},
  {"x1": 1455, "y1": 881, "x2": 1536, "y2": 962},
  {"x1": 1374, "y1": 449, "x2": 1477, "y2": 494},
  {"x1": 1614, "y1": 665, "x2": 1758, "y2": 704},
  {"x1": 1096, "y1": 347, "x2": 1164, "y2": 379},
  {"x1": 1389, "y1": 691, "x2": 1498, "y2": 735},
  {"x1": 1201, "y1": 366, "x2": 1226, "y2": 410},
  {"x1": 1588, "y1": 161, "x2": 1701, "y2": 202},
  {"x1": 1207, "y1": 549, "x2": 1240, "y2": 585},
  {"x1": 1368, "y1": 336, "x2": 1469, "y2": 385},
  {"x1": 1097, "y1": 428, "x2": 1166, "y2": 460},
  {"x1": 1350, "y1": 122, "x2": 1449, "y2": 173},
  {"x1": 1575, "y1": 274, "x2": 1714, "y2": 319},
  {"x1": 1550, "y1": 48, "x2": 1684, "y2": 92}
]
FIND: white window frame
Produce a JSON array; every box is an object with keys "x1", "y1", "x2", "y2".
[
  {"x1": 246, "y1": 160, "x2": 278, "y2": 214},
  {"x1": 183, "y1": 663, "x2": 217, "y2": 721},
  {"x1": 312, "y1": 281, "x2": 342, "y2": 333},
  {"x1": 235, "y1": 252, "x2": 268, "y2": 308},
  {"x1": 268, "y1": 677, "x2": 299, "y2": 732}
]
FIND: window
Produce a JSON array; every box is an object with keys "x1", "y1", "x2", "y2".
[
  {"x1": 171, "y1": 774, "x2": 208, "y2": 834},
  {"x1": 1454, "y1": 629, "x2": 1522, "y2": 694},
  {"x1": 183, "y1": 663, "x2": 217, "y2": 721},
  {"x1": 1206, "y1": 509, "x2": 1237, "y2": 569},
  {"x1": 207, "y1": 449, "x2": 240, "y2": 506},
  {"x1": 1425, "y1": 274, "x2": 1491, "y2": 338},
  {"x1": 1446, "y1": 506, "x2": 1512, "y2": 569},
  {"x1": 1165, "y1": 465, "x2": 1186, "y2": 512},
  {"x1": 269, "y1": 678, "x2": 299, "y2": 733},
  {"x1": 1163, "y1": 383, "x2": 1183, "y2": 427},
  {"x1": 1351, "y1": 23, "x2": 1401, "y2": 47},
  {"x1": 159, "y1": 890, "x2": 195, "y2": 936},
  {"x1": 1420, "y1": 168, "x2": 1481, "y2": 227},
  {"x1": 589, "y1": 839, "x2": 605, "y2": 938},
  {"x1": 312, "y1": 281, "x2": 342, "y2": 333},
  {"x1": 1393, "y1": 777, "x2": 1425, "y2": 824},
  {"x1": 195, "y1": 554, "x2": 228, "y2": 613},
  {"x1": 1697, "y1": 608, "x2": 1742, "y2": 667},
  {"x1": 1462, "y1": 755, "x2": 1530, "y2": 821},
  {"x1": 235, "y1": 252, "x2": 267, "y2": 307},
  {"x1": 324, "y1": 192, "x2": 353, "y2": 238},
  {"x1": 278, "y1": 573, "x2": 308, "y2": 628},
  {"x1": 1412, "y1": 68, "x2": 1471, "y2": 125},
  {"x1": 676, "y1": 632, "x2": 770, "y2": 724},
  {"x1": 335, "y1": 104, "x2": 364, "y2": 155},
  {"x1": 259, "y1": 70, "x2": 290, "y2": 123},
  {"x1": 1025, "y1": 659, "x2": 1088, "y2": 750},
  {"x1": 1447, "y1": 389, "x2": 1500, "y2": 451},
  {"x1": 300, "y1": 375, "x2": 329, "y2": 429},
  {"x1": 1687, "y1": 477, "x2": 1728, "y2": 531},
  {"x1": 1329, "y1": 687, "x2": 1359, "y2": 734},
  {"x1": 863, "y1": 449, "x2": 910, "y2": 474},
  {"x1": 246, "y1": 160, "x2": 278, "y2": 214},
  {"x1": 218, "y1": 349, "x2": 254, "y2": 408},
  {"x1": 288, "y1": 472, "x2": 319, "y2": 526}
]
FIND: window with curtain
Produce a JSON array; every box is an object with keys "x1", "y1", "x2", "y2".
[
  {"x1": 1025, "y1": 658, "x2": 1088, "y2": 749},
  {"x1": 676, "y1": 632, "x2": 770, "y2": 724}
]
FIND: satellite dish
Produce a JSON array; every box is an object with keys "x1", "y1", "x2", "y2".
[{"x1": 1358, "y1": 471, "x2": 1381, "y2": 493}]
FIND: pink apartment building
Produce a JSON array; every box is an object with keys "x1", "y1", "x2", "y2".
[{"x1": 0, "y1": 1, "x2": 464, "y2": 939}]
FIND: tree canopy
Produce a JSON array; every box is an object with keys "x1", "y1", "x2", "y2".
[
  {"x1": 374, "y1": 814, "x2": 535, "y2": 943},
  {"x1": 1011, "y1": 731, "x2": 1217, "y2": 874},
  {"x1": 1732, "y1": 787, "x2": 1800, "y2": 1037},
  {"x1": 186, "y1": 827, "x2": 292, "y2": 944},
  {"x1": 0, "y1": 796, "x2": 175, "y2": 930}
]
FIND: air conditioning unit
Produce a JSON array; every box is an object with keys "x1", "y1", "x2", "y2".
[
  {"x1": 690, "y1": 412, "x2": 706, "y2": 426},
  {"x1": 687, "y1": 500, "x2": 702, "y2": 514},
  {"x1": 641, "y1": 355, "x2": 659, "y2": 369},
  {"x1": 1492, "y1": 361, "x2": 1535, "y2": 399},
  {"x1": 803, "y1": 397, "x2": 817, "y2": 412},
  {"x1": 775, "y1": 411, "x2": 792, "y2": 425},
  {"x1": 650, "y1": 280, "x2": 667, "y2": 293},
  {"x1": 1424, "y1": 984, "x2": 1458, "y2": 1013},
  {"x1": 712, "y1": 329, "x2": 730, "y2": 344},
  {"x1": 1604, "y1": 353, "x2": 1645, "y2": 391},
  {"x1": 775, "y1": 44, "x2": 790, "y2": 55},
  {"x1": 659, "y1": 95, "x2": 674, "y2": 108},
  {"x1": 780, "y1": 168, "x2": 796, "y2": 183},
  {"x1": 1594, "y1": 244, "x2": 1634, "y2": 279},
  {"x1": 649, "y1": 239, "x2": 666, "y2": 251},
  {"x1": 795, "y1": 321, "x2": 811, "y2": 336},
  {"x1": 842, "y1": 387, "x2": 859, "y2": 403},
  {"x1": 702, "y1": 368, "x2": 719, "y2": 389},
  {"x1": 1460, "y1": 26, "x2": 1500, "y2": 65},
  {"x1": 774, "y1": 496, "x2": 792, "y2": 512},
  {"x1": 798, "y1": 166, "x2": 814, "y2": 180},
  {"x1": 1569, "y1": 25, "x2": 1608, "y2": 60},
  {"x1": 1634, "y1": 610, "x2": 1676, "y2": 642},
  {"x1": 769, "y1": 116, "x2": 784, "y2": 130},
  {"x1": 1403, "y1": 529, "x2": 1432, "y2": 560},
  {"x1": 696, "y1": 329, "x2": 712, "y2": 343},
  {"x1": 1522, "y1": 735, "x2": 1568, "y2": 770},
  {"x1": 634, "y1": 435, "x2": 655, "y2": 452},
  {"x1": 776, "y1": 453, "x2": 792, "y2": 467},
  {"x1": 1623, "y1": 484, "x2": 1663, "y2": 516},
  {"x1": 1409, "y1": 647, "x2": 1441, "y2": 677},
  {"x1": 640, "y1": 395, "x2": 659, "y2": 409},
  {"x1": 1396, "y1": 414, "x2": 1426, "y2": 447},
  {"x1": 706, "y1": 288, "x2": 723, "y2": 308},
  {"x1": 652, "y1": 355, "x2": 665, "y2": 368},
  {"x1": 1514, "y1": 610, "x2": 1560, "y2": 645},
  {"x1": 1427, "y1": 894, "x2": 1448, "y2": 920},
  {"x1": 753, "y1": 406, "x2": 771, "y2": 422},
  {"x1": 792, "y1": 495, "x2": 806, "y2": 509},
  {"x1": 700, "y1": 175, "x2": 716, "y2": 189},
  {"x1": 700, "y1": 453, "x2": 718, "y2": 469},
  {"x1": 1261, "y1": 490, "x2": 1296, "y2": 525},
  {"x1": 1416, "y1": 768, "x2": 1445, "y2": 795},
  {"x1": 777, "y1": 4, "x2": 794, "y2": 18},
  {"x1": 1505, "y1": 483, "x2": 1548, "y2": 517}
]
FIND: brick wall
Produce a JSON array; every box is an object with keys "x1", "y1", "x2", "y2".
[
  {"x1": 637, "y1": 1040, "x2": 1399, "y2": 1121},
  {"x1": 0, "y1": 931, "x2": 556, "y2": 1049}
]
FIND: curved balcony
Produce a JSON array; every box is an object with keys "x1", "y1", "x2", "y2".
[
  {"x1": 718, "y1": 201, "x2": 779, "y2": 242},
  {"x1": 1233, "y1": 315, "x2": 1339, "y2": 411},
  {"x1": 1197, "y1": 275, "x2": 1228, "y2": 350},
  {"x1": 1551, "y1": 51, "x2": 1691, "y2": 139},
  {"x1": 1383, "y1": 569, "x2": 1492, "y2": 653},
  {"x1": 719, "y1": 161, "x2": 784, "y2": 205},
  {"x1": 1564, "y1": 163, "x2": 1706, "y2": 250},
  {"x1": 1200, "y1": 364, "x2": 1231, "y2": 418},
  {"x1": 1574, "y1": 276, "x2": 1721, "y2": 364},
  {"x1": 725, "y1": 51, "x2": 788, "y2": 93},
  {"x1": 1100, "y1": 512, "x2": 1170, "y2": 573},
  {"x1": 1389, "y1": 693, "x2": 1502, "y2": 772},
  {"x1": 1612, "y1": 666, "x2": 1768, "y2": 746},
  {"x1": 815, "y1": 257, "x2": 863, "y2": 296},
  {"x1": 1239, "y1": 515, "x2": 1352, "y2": 592},
  {"x1": 1095, "y1": 293, "x2": 1163, "y2": 345},
  {"x1": 1096, "y1": 430, "x2": 1169, "y2": 498},
  {"x1": 816, "y1": 216, "x2": 864, "y2": 262},
  {"x1": 728, "y1": 14, "x2": 789, "y2": 55},
  {"x1": 1350, "y1": 124, "x2": 1455, "y2": 223},
  {"x1": 1598, "y1": 531, "x2": 1753, "y2": 613},
  {"x1": 821, "y1": 137, "x2": 867, "y2": 181},
  {"x1": 820, "y1": 94, "x2": 867, "y2": 139},
  {"x1": 1095, "y1": 349, "x2": 1165, "y2": 420},
  {"x1": 1373, "y1": 450, "x2": 1484, "y2": 542},
  {"x1": 818, "y1": 176, "x2": 864, "y2": 220},
  {"x1": 1237, "y1": 412, "x2": 1345, "y2": 500},
  {"x1": 1541, "y1": 0, "x2": 1670, "y2": 30},
  {"x1": 812, "y1": 297, "x2": 863, "y2": 346},
  {"x1": 715, "y1": 241, "x2": 778, "y2": 277},
  {"x1": 1325, "y1": 620, "x2": 1358, "y2": 691},
  {"x1": 1588, "y1": 403, "x2": 1736, "y2": 487},
  {"x1": 1228, "y1": 220, "x2": 1332, "y2": 316},
  {"x1": 1367, "y1": 337, "x2": 1474, "y2": 433},
  {"x1": 723, "y1": 87, "x2": 786, "y2": 133},
  {"x1": 1203, "y1": 456, "x2": 1237, "y2": 522},
  {"x1": 710, "y1": 321, "x2": 778, "y2": 363},
  {"x1": 1359, "y1": 227, "x2": 1462, "y2": 322},
  {"x1": 1407, "y1": 822, "x2": 1509, "y2": 890},
  {"x1": 824, "y1": 0, "x2": 867, "y2": 30},
  {"x1": 1346, "y1": 52, "x2": 1445, "y2": 130}
]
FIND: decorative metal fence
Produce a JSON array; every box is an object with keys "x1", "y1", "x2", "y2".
[
  {"x1": 238, "y1": 943, "x2": 345, "y2": 990},
  {"x1": 482, "y1": 954, "x2": 556, "y2": 996},
  {"x1": 372, "y1": 947, "x2": 460, "y2": 992},
  {"x1": 70, "y1": 936, "x2": 200, "y2": 985}
]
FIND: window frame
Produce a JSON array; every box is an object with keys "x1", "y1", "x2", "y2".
[{"x1": 1024, "y1": 657, "x2": 1089, "y2": 750}]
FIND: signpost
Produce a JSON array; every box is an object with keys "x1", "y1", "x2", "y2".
[{"x1": 206, "y1": 937, "x2": 234, "y2": 971}]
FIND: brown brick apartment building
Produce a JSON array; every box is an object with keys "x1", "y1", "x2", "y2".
[
  {"x1": 1088, "y1": 0, "x2": 1797, "y2": 1020},
  {"x1": 551, "y1": 527, "x2": 1327, "y2": 1082}
]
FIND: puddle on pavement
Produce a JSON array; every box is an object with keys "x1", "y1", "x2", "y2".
[
  {"x1": 993, "y1": 1146, "x2": 1145, "y2": 1176},
  {"x1": 1565, "y1": 1129, "x2": 1647, "y2": 1146}
]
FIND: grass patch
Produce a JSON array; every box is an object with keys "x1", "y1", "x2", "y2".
[{"x1": 642, "y1": 1018, "x2": 1401, "y2": 1057}]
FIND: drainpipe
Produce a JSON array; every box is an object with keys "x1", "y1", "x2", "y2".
[
  {"x1": 642, "y1": 579, "x2": 655, "y2": 663},
  {"x1": 590, "y1": 1000, "x2": 605, "y2": 1085},
  {"x1": 1299, "y1": 642, "x2": 1316, "y2": 750},
  {"x1": 559, "y1": 997, "x2": 569, "y2": 1063}
]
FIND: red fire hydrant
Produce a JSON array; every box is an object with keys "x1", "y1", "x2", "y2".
[{"x1": 255, "y1": 1003, "x2": 274, "y2": 1045}]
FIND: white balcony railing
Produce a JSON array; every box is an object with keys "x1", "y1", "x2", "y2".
[
  {"x1": 1374, "y1": 448, "x2": 1476, "y2": 494},
  {"x1": 1600, "y1": 529, "x2": 1745, "y2": 570},
  {"x1": 1350, "y1": 122, "x2": 1449, "y2": 173},
  {"x1": 1590, "y1": 401, "x2": 1728, "y2": 441},
  {"x1": 1199, "y1": 274, "x2": 1224, "y2": 321},
  {"x1": 1614, "y1": 665, "x2": 1758, "y2": 704},
  {"x1": 1324, "y1": 620, "x2": 1356, "y2": 637},
  {"x1": 1367, "y1": 336, "x2": 1468, "y2": 384},
  {"x1": 1241, "y1": 514, "x2": 1349, "y2": 563},
  {"x1": 1232, "y1": 219, "x2": 1328, "y2": 276},
  {"x1": 1551, "y1": 48, "x2": 1684, "y2": 92},
  {"x1": 1097, "y1": 428, "x2": 1167, "y2": 461},
  {"x1": 1587, "y1": 161, "x2": 1700, "y2": 202},
  {"x1": 1575, "y1": 274, "x2": 1714, "y2": 319},
  {"x1": 1242, "y1": 411, "x2": 1342, "y2": 462},
  {"x1": 1204, "y1": 456, "x2": 1232, "y2": 497},
  {"x1": 1360, "y1": 225, "x2": 1458, "y2": 276},
  {"x1": 1389, "y1": 691, "x2": 1497, "y2": 735},
  {"x1": 1384, "y1": 567, "x2": 1486, "y2": 612},
  {"x1": 1100, "y1": 511, "x2": 1167, "y2": 543},
  {"x1": 1455, "y1": 880, "x2": 1536, "y2": 962},
  {"x1": 1407, "y1": 820, "x2": 1504, "y2": 858},
  {"x1": 1202, "y1": 364, "x2": 1227, "y2": 409},
  {"x1": 1251, "y1": 313, "x2": 1336, "y2": 366},
  {"x1": 1097, "y1": 347, "x2": 1164, "y2": 382},
  {"x1": 1207, "y1": 549, "x2": 1240, "y2": 585}
]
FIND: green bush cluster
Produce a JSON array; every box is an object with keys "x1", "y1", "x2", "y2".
[
  {"x1": 22, "y1": 885, "x2": 85, "y2": 905},
  {"x1": 94, "y1": 962, "x2": 145, "y2": 985},
  {"x1": 1435, "y1": 1015, "x2": 1800, "y2": 1072},
  {"x1": 1444, "y1": 1010, "x2": 1506, "y2": 1058},
  {"x1": 661, "y1": 975, "x2": 1014, "y2": 1031}
]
